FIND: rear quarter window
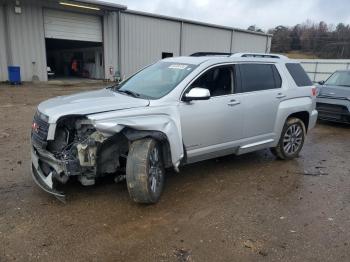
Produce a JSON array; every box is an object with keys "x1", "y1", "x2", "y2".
[
  {"x1": 237, "y1": 64, "x2": 282, "y2": 93},
  {"x1": 285, "y1": 63, "x2": 312, "y2": 87}
]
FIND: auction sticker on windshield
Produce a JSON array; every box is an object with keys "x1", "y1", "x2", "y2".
[{"x1": 168, "y1": 64, "x2": 188, "y2": 70}]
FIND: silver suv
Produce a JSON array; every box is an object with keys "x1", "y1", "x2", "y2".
[{"x1": 31, "y1": 53, "x2": 318, "y2": 203}]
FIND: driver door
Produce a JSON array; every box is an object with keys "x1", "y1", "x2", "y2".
[{"x1": 179, "y1": 64, "x2": 244, "y2": 162}]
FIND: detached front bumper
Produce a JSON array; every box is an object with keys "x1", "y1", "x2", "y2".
[{"x1": 31, "y1": 145, "x2": 65, "y2": 198}]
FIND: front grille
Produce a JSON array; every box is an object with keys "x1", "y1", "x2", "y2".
[
  {"x1": 31, "y1": 112, "x2": 49, "y2": 148},
  {"x1": 316, "y1": 103, "x2": 349, "y2": 114}
]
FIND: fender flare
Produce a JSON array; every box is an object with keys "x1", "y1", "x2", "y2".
[{"x1": 122, "y1": 128, "x2": 174, "y2": 168}]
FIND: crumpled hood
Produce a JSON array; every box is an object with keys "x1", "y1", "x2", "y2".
[
  {"x1": 38, "y1": 88, "x2": 150, "y2": 123},
  {"x1": 318, "y1": 85, "x2": 350, "y2": 99}
]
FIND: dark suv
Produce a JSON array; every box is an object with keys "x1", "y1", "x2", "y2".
[{"x1": 317, "y1": 70, "x2": 350, "y2": 123}]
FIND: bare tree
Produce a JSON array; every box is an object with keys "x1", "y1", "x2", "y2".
[{"x1": 268, "y1": 20, "x2": 350, "y2": 58}]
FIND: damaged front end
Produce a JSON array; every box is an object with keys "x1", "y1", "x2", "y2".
[{"x1": 31, "y1": 111, "x2": 128, "y2": 199}]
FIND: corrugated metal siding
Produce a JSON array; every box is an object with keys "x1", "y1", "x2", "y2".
[
  {"x1": 0, "y1": 4, "x2": 8, "y2": 81},
  {"x1": 5, "y1": 1, "x2": 47, "y2": 81},
  {"x1": 120, "y1": 12, "x2": 181, "y2": 77},
  {"x1": 232, "y1": 31, "x2": 268, "y2": 53},
  {"x1": 103, "y1": 11, "x2": 118, "y2": 80},
  {"x1": 43, "y1": 9, "x2": 102, "y2": 42},
  {"x1": 182, "y1": 23, "x2": 231, "y2": 55},
  {"x1": 1, "y1": 0, "x2": 272, "y2": 82}
]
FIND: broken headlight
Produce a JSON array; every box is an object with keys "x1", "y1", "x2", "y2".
[{"x1": 35, "y1": 110, "x2": 49, "y2": 123}]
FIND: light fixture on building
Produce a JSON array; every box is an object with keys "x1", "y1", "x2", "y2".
[
  {"x1": 14, "y1": 0, "x2": 21, "y2": 14},
  {"x1": 59, "y1": 2, "x2": 100, "y2": 10},
  {"x1": 14, "y1": 6, "x2": 21, "y2": 13}
]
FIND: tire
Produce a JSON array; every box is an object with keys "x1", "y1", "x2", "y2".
[
  {"x1": 126, "y1": 138, "x2": 165, "y2": 204},
  {"x1": 271, "y1": 117, "x2": 306, "y2": 160}
]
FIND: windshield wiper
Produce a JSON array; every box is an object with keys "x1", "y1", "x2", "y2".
[
  {"x1": 106, "y1": 85, "x2": 117, "y2": 91},
  {"x1": 117, "y1": 89, "x2": 141, "y2": 98}
]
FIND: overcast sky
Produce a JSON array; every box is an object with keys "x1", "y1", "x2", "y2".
[{"x1": 101, "y1": 0, "x2": 350, "y2": 31}]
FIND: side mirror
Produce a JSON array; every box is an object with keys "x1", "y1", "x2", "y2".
[
  {"x1": 183, "y1": 87, "x2": 210, "y2": 101},
  {"x1": 318, "y1": 80, "x2": 325, "y2": 85}
]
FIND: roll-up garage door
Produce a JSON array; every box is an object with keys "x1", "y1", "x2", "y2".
[{"x1": 44, "y1": 9, "x2": 102, "y2": 42}]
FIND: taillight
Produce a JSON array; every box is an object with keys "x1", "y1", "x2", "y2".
[{"x1": 311, "y1": 86, "x2": 317, "y2": 96}]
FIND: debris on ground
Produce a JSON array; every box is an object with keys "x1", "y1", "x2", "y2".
[
  {"x1": 244, "y1": 239, "x2": 256, "y2": 249},
  {"x1": 243, "y1": 239, "x2": 268, "y2": 256},
  {"x1": 173, "y1": 248, "x2": 192, "y2": 262},
  {"x1": 297, "y1": 169, "x2": 329, "y2": 176},
  {"x1": 259, "y1": 250, "x2": 268, "y2": 257},
  {"x1": 0, "y1": 132, "x2": 10, "y2": 138}
]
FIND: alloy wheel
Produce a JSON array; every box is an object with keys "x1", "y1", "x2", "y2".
[
  {"x1": 283, "y1": 124, "x2": 303, "y2": 155},
  {"x1": 148, "y1": 147, "x2": 163, "y2": 193}
]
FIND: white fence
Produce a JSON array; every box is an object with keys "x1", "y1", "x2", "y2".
[{"x1": 299, "y1": 59, "x2": 350, "y2": 83}]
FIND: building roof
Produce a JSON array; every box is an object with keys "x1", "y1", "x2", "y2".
[
  {"x1": 72, "y1": 0, "x2": 127, "y2": 10},
  {"x1": 72, "y1": 0, "x2": 271, "y2": 37},
  {"x1": 124, "y1": 9, "x2": 272, "y2": 37}
]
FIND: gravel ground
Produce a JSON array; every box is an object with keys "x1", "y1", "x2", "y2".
[{"x1": 0, "y1": 83, "x2": 350, "y2": 262}]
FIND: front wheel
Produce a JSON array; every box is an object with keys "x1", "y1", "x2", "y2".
[
  {"x1": 126, "y1": 138, "x2": 165, "y2": 204},
  {"x1": 271, "y1": 117, "x2": 306, "y2": 160}
]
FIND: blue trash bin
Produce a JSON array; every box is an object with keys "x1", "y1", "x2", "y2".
[{"x1": 8, "y1": 66, "x2": 21, "y2": 85}]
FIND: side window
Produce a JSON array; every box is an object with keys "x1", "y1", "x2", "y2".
[
  {"x1": 189, "y1": 66, "x2": 234, "y2": 97},
  {"x1": 272, "y1": 65, "x2": 282, "y2": 88},
  {"x1": 285, "y1": 63, "x2": 312, "y2": 87},
  {"x1": 238, "y1": 64, "x2": 281, "y2": 93}
]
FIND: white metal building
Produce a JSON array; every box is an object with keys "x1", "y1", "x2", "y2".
[{"x1": 0, "y1": 0, "x2": 272, "y2": 82}]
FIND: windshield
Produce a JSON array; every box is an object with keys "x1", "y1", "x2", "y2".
[
  {"x1": 116, "y1": 61, "x2": 197, "y2": 99},
  {"x1": 325, "y1": 71, "x2": 350, "y2": 87}
]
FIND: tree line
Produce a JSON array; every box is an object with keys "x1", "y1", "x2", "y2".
[{"x1": 248, "y1": 21, "x2": 350, "y2": 58}]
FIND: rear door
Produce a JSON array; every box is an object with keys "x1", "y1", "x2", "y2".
[{"x1": 236, "y1": 63, "x2": 284, "y2": 142}]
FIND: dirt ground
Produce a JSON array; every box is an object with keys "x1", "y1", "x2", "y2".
[{"x1": 0, "y1": 82, "x2": 350, "y2": 262}]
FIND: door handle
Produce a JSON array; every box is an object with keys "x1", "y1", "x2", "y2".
[
  {"x1": 227, "y1": 100, "x2": 241, "y2": 106},
  {"x1": 276, "y1": 93, "x2": 286, "y2": 99}
]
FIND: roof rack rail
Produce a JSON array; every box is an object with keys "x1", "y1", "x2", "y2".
[
  {"x1": 190, "y1": 52, "x2": 232, "y2": 57},
  {"x1": 231, "y1": 53, "x2": 288, "y2": 59}
]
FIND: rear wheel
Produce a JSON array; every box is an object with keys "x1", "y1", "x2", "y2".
[
  {"x1": 126, "y1": 138, "x2": 165, "y2": 204},
  {"x1": 271, "y1": 117, "x2": 306, "y2": 160}
]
